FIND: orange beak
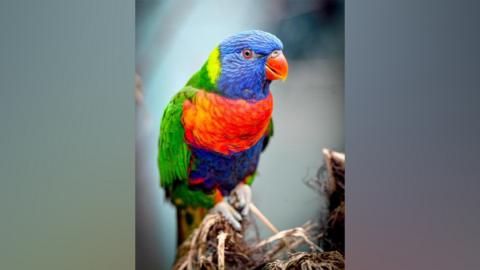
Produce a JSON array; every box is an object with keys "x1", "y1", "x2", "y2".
[{"x1": 265, "y1": 50, "x2": 288, "y2": 81}]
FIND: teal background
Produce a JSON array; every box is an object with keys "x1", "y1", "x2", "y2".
[{"x1": 0, "y1": 1, "x2": 134, "y2": 269}]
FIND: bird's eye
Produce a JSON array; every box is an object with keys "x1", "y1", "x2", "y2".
[{"x1": 242, "y1": 49, "x2": 253, "y2": 59}]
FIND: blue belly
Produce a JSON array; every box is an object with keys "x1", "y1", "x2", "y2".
[{"x1": 188, "y1": 137, "x2": 265, "y2": 195}]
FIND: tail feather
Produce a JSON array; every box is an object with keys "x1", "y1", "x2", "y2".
[{"x1": 176, "y1": 206, "x2": 208, "y2": 246}]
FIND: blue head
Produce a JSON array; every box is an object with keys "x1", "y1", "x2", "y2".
[{"x1": 209, "y1": 30, "x2": 288, "y2": 101}]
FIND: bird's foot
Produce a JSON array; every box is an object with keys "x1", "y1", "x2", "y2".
[
  {"x1": 212, "y1": 199, "x2": 242, "y2": 231},
  {"x1": 229, "y1": 183, "x2": 252, "y2": 216}
]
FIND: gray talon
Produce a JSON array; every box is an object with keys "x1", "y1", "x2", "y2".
[
  {"x1": 230, "y1": 183, "x2": 252, "y2": 216},
  {"x1": 212, "y1": 200, "x2": 242, "y2": 230}
]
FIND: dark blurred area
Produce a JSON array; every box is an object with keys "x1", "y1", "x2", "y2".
[{"x1": 275, "y1": 0, "x2": 344, "y2": 59}]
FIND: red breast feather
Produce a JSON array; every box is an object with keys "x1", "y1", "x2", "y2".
[{"x1": 182, "y1": 90, "x2": 273, "y2": 155}]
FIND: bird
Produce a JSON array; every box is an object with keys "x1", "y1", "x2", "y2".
[{"x1": 158, "y1": 30, "x2": 288, "y2": 245}]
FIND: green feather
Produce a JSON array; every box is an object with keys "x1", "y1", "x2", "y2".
[
  {"x1": 268, "y1": 119, "x2": 274, "y2": 137},
  {"x1": 158, "y1": 86, "x2": 217, "y2": 208},
  {"x1": 171, "y1": 183, "x2": 215, "y2": 208},
  {"x1": 186, "y1": 47, "x2": 220, "y2": 92},
  {"x1": 158, "y1": 87, "x2": 195, "y2": 189}
]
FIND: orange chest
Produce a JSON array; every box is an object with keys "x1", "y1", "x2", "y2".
[{"x1": 182, "y1": 90, "x2": 273, "y2": 155}]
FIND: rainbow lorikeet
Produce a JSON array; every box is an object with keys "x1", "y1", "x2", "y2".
[{"x1": 158, "y1": 30, "x2": 288, "y2": 244}]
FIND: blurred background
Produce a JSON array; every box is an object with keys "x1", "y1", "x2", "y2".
[{"x1": 135, "y1": 0, "x2": 344, "y2": 268}]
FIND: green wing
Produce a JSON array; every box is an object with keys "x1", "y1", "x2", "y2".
[
  {"x1": 158, "y1": 86, "x2": 197, "y2": 191},
  {"x1": 158, "y1": 86, "x2": 215, "y2": 208}
]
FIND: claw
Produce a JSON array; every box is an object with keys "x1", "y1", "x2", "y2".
[
  {"x1": 230, "y1": 183, "x2": 252, "y2": 216},
  {"x1": 241, "y1": 204, "x2": 250, "y2": 216},
  {"x1": 212, "y1": 200, "x2": 242, "y2": 230}
]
